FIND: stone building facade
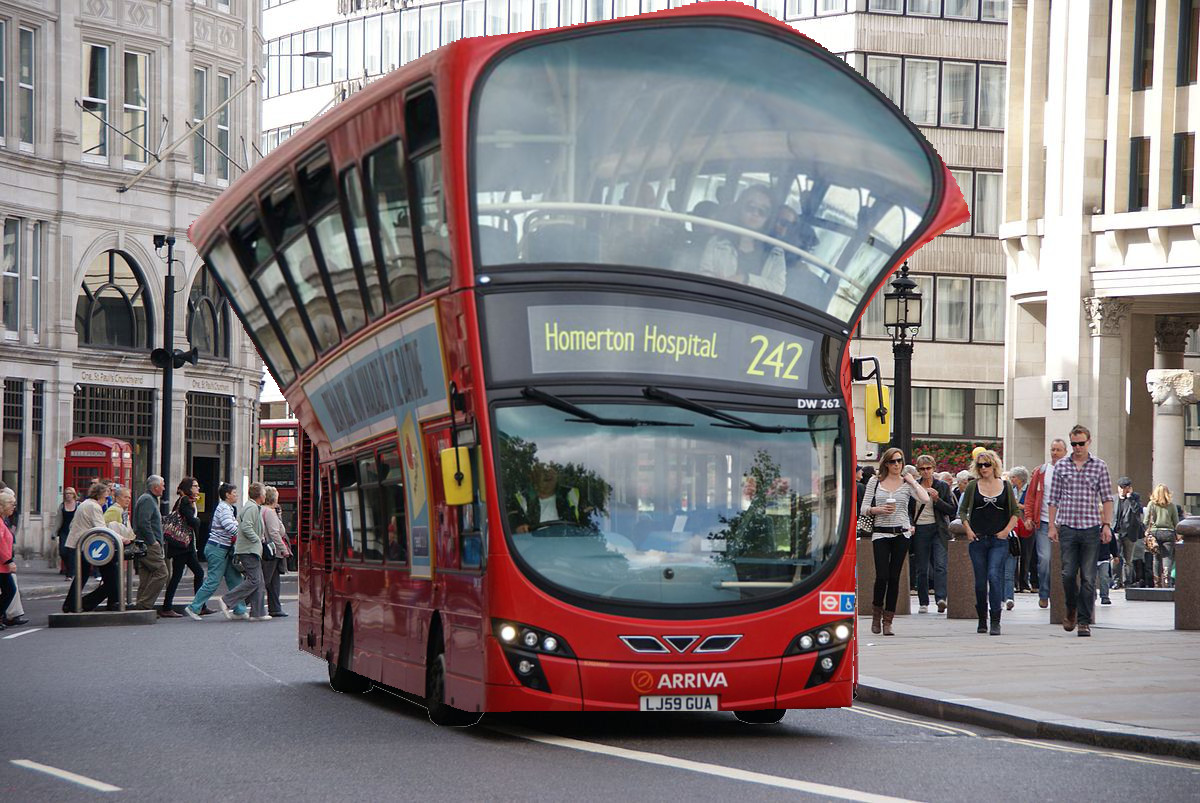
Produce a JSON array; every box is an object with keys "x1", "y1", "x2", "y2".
[
  {"x1": 1002, "y1": 0, "x2": 1200, "y2": 512},
  {"x1": 0, "y1": 0, "x2": 264, "y2": 554}
]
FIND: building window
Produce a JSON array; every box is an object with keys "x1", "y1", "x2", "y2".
[
  {"x1": 193, "y1": 67, "x2": 207, "y2": 177},
  {"x1": 941, "y1": 62, "x2": 976, "y2": 127},
  {"x1": 1174, "y1": 132, "x2": 1195, "y2": 207},
  {"x1": 866, "y1": 55, "x2": 902, "y2": 107},
  {"x1": 0, "y1": 22, "x2": 6, "y2": 138},
  {"x1": 216, "y1": 74, "x2": 231, "y2": 182},
  {"x1": 1186, "y1": 492, "x2": 1200, "y2": 515},
  {"x1": 1135, "y1": 0, "x2": 1156, "y2": 90},
  {"x1": 30, "y1": 222, "x2": 40, "y2": 334},
  {"x1": 910, "y1": 387, "x2": 971, "y2": 437},
  {"x1": 908, "y1": 0, "x2": 940, "y2": 14},
  {"x1": 1130, "y1": 136, "x2": 1151, "y2": 210},
  {"x1": 1179, "y1": 1, "x2": 1200, "y2": 84},
  {"x1": 935, "y1": 276, "x2": 970, "y2": 341},
  {"x1": 2, "y1": 219, "x2": 19, "y2": 333},
  {"x1": 904, "y1": 59, "x2": 939, "y2": 126},
  {"x1": 946, "y1": 0, "x2": 979, "y2": 19},
  {"x1": 188, "y1": 265, "x2": 231, "y2": 359},
  {"x1": 1185, "y1": 403, "x2": 1200, "y2": 444},
  {"x1": 81, "y1": 44, "x2": 108, "y2": 158},
  {"x1": 1186, "y1": 327, "x2": 1200, "y2": 354},
  {"x1": 974, "y1": 389, "x2": 1003, "y2": 438},
  {"x1": 817, "y1": 0, "x2": 846, "y2": 16},
  {"x1": 123, "y1": 52, "x2": 149, "y2": 164},
  {"x1": 978, "y1": 63, "x2": 1005, "y2": 129},
  {"x1": 981, "y1": 0, "x2": 1008, "y2": 21},
  {"x1": 75, "y1": 250, "x2": 152, "y2": 349},
  {"x1": 868, "y1": 0, "x2": 902, "y2": 11},
  {"x1": 31, "y1": 380, "x2": 43, "y2": 513},
  {"x1": 2, "y1": 380, "x2": 22, "y2": 503},
  {"x1": 974, "y1": 172, "x2": 1002, "y2": 236},
  {"x1": 972, "y1": 278, "x2": 1005, "y2": 342},
  {"x1": 73, "y1": 385, "x2": 155, "y2": 486},
  {"x1": 948, "y1": 170, "x2": 973, "y2": 234},
  {"x1": 19, "y1": 27, "x2": 34, "y2": 146}
]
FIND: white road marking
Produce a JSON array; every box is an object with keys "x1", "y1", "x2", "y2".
[
  {"x1": 2, "y1": 627, "x2": 42, "y2": 640},
  {"x1": 11, "y1": 759, "x2": 122, "y2": 792},
  {"x1": 995, "y1": 738, "x2": 1200, "y2": 769},
  {"x1": 847, "y1": 705, "x2": 977, "y2": 737},
  {"x1": 494, "y1": 725, "x2": 923, "y2": 803}
]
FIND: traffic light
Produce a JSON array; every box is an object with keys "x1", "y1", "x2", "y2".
[{"x1": 150, "y1": 347, "x2": 200, "y2": 369}]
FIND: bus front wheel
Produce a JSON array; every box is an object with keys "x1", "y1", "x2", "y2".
[
  {"x1": 328, "y1": 617, "x2": 371, "y2": 694},
  {"x1": 426, "y1": 644, "x2": 482, "y2": 727},
  {"x1": 734, "y1": 709, "x2": 786, "y2": 725}
]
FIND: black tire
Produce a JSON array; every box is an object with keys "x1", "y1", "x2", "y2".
[
  {"x1": 734, "y1": 709, "x2": 786, "y2": 725},
  {"x1": 327, "y1": 616, "x2": 371, "y2": 694},
  {"x1": 426, "y1": 643, "x2": 482, "y2": 727}
]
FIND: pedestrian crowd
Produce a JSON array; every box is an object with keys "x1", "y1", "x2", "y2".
[
  {"x1": 857, "y1": 423, "x2": 1186, "y2": 638},
  {"x1": 0, "y1": 475, "x2": 292, "y2": 629}
]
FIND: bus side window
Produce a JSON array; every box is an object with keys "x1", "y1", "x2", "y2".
[
  {"x1": 406, "y1": 90, "x2": 450, "y2": 290},
  {"x1": 364, "y1": 140, "x2": 419, "y2": 308},
  {"x1": 378, "y1": 447, "x2": 408, "y2": 564},
  {"x1": 359, "y1": 454, "x2": 384, "y2": 562},
  {"x1": 458, "y1": 446, "x2": 484, "y2": 570},
  {"x1": 336, "y1": 460, "x2": 361, "y2": 561}
]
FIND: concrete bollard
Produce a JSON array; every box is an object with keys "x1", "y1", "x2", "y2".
[
  {"x1": 854, "y1": 536, "x2": 910, "y2": 615},
  {"x1": 946, "y1": 520, "x2": 975, "y2": 619},
  {"x1": 1050, "y1": 541, "x2": 1065, "y2": 624},
  {"x1": 1176, "y1": 516, "x2": 1200, "y2": 630}
]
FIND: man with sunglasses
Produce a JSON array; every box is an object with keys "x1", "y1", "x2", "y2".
[
  {"x1": 1023, "y1": 438, "x2": 1067, "y2": 608},
  {"x1": 1047, "y1": 425, "x2": 1115, "y2": 637}
]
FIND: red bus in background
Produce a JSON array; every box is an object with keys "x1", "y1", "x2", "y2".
[
  {"x1": 190, "y1": 3, "x2": 966, "y2": 725},
  {"x1": 258, "y1": 419, "x2": 301, "y2": 556}
]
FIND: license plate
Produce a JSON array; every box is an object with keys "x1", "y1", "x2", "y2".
[{"x1": 639, "y1": 695, "x2": 719, "y2": 712}]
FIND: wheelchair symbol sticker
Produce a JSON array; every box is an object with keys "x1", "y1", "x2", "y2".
[{"x1": 819, "y1": 591, "x2": 855, "y2": 615}]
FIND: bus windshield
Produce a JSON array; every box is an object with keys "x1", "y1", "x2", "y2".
[
  {"x1": 495, "y1": 402, "x2": 844, "y2": 608},
  {"x1": 473, "y1": 24, "x2": 939, "y2": 322}
]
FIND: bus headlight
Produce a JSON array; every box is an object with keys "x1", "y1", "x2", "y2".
[
  {"x1": 499, "y1": 624, "x2": 518, "y2": 643},
  {"x1": 491, "y1": 619, "x2": 573, "y2": 656},
  {"x1": 522, "y1": 629, "x2": 540, "y2": 648},
  {"x1": 834, "y1": 624, "x2": 851, "y2": 641}
]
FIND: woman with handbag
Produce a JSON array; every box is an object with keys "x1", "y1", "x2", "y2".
[
  {"x1": 860, "y1": 447, "x2": 929, "y2": 636},
  {"x1": 161, "y1": 477, "x2": 207, "y2": 617},
  {"x1": 959, "y1": 450, "x2": 1020, "y2": 636},
  {"x1": 260, "y1": 486, "x2": 292, "y2": 618},
  {"x1": 1143, "y1": 485, "x2": 1179, "y2": 588},
  {"x1": 55, "y1": 488, "x2": 78, "y2": 577}
]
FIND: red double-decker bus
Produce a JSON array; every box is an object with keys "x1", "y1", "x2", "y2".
[
  {"x1": 190, "y1": 3, "x2": 965, "y2": 725},
  {"x1": 257, "y1": 418, "x2": 301, "y2": 555}
]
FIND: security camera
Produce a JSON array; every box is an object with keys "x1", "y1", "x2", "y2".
[{"x1": 153, "y1": 234, "x2": 166, "y2": 249}]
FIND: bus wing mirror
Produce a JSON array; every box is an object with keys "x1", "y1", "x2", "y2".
[
  {"x1": 864, "y1": 384, "x2": 891, "y2": 444},
  {"x1": 440, "y1": 446, "x2": 474, "y2": 506}
]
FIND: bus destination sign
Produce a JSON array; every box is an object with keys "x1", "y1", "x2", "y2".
[{"x1": 527, "y1": 305, "x2": 815, "y2": 389}]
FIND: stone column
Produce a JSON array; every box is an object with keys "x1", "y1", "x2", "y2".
[
  {"x1": 1147, "y1": 317, "x2": 1199, "y2": 500},
  {"x1": 1083, "y1": 297, "x2": 1132, "y2": 471}
]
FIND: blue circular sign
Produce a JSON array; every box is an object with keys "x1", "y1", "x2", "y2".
[{"x1": 81, "y1": 533, "x2": 115, "y2": 566}]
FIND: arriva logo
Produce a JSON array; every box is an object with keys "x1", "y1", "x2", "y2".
[{"x1": 656, "y1": 671, "x2": 728, "y2": 691}]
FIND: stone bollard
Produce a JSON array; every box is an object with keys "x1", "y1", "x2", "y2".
[
  {"x1": 854, "y1": 536, "x2": 910, "y2": 616},
  {"x1": 1050, "y1": 541, "x2": 1065, "y2": 624},
  {"x1": 946, "y1": 520, "x2": 975, "y2": 619},
  {"x1": 1176, "y1": 516, "x2": 1200, "y2": 630}
]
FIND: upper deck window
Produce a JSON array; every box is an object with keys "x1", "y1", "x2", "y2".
[{"x1": 472, "y1": 24, "x2": 940, "y2": 322}]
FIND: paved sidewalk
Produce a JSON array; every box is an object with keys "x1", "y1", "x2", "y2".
[{"x1": 857, "y1": 589, "x2": 1200, "y2": 758}]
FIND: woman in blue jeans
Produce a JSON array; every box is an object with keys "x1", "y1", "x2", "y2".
[
  {"x1": 959, "y1": 450, "x2": 1020, "y2": 635},
  {"x1": 185, "y1": 483, "x2": 248, "y2": 620}
]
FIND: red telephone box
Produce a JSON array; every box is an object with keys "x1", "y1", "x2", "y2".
[{"x1": 64, "y1": 437, "x2": 133, "y2": 493}]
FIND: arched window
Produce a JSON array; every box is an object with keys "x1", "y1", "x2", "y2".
[
  {"x1": 75, "y1": 250, "x2": 152, "y2": 349},
  {"x1": 188, "y1": 264, "x2": 231, "y2": 359}
]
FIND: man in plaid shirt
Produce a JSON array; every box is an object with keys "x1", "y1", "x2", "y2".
[{"x1": 1048, "y1": 424, "x2": 1114, "y2": 637}]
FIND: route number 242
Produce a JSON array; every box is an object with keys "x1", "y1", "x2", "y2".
[{"x1": 746, "y1": 335, "x2": 803, "y2": 380}]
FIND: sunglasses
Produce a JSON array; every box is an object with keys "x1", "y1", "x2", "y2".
[
  {"x1": 1070, "y1": 441, "x2": 1087, "y2": 447},
  {"x1": 977, "y1": 462, "x2": 993, "y2": 468},
  {"x1": 745, "y1": 204, "x2": 771, "y2": 216},
  {"x1": 885, "y1": 458, "x2": 904, "y2": 465}
]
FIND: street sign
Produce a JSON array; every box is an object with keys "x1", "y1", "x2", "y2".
[
  {"x1": 81, "y1": 532, "x2": 116, "y2": 566},
  {"x1": 1051, "y1": 380, "x2": 1069, "y2": 411}
]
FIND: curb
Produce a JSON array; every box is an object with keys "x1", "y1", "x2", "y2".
[{"x1": 857, "y1": 676, "x2": 1200, "y2": 761}]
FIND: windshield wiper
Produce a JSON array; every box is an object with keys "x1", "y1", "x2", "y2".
[
  {"x1": 522, "y1": 387, "x2": 690, "y2": 428},
  {"x1": 643, "y1": 386, "x2": 805, "y2": 434}
]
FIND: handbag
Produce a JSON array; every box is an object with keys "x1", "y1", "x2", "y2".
[
  {"x1": 163, "y1": 500, "x2": 193, "y2": 549},
  {"x1": 1007, "y1": 532, "x2": 1021, "y2": 557},
  {"x1": 856, "y1": 483, "x2": 877, "y2": 536},
  {"x1": 262, "y1": 540, "x2": 277, "y2": 560}
]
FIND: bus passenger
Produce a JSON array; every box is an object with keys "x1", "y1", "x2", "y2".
[
  {"x1": 698, "y1": 185, "x2": 786, "y2": 294},
  {"x1": 509, "y1": 464, "x2": 593, "y2": 532}
]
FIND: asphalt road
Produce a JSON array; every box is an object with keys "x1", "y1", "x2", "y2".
[{"x1": 2, "y1": 583, "x2": 1196, "y2": 802}]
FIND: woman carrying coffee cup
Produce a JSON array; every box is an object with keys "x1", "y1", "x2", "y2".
[{"x1": 861, "y1": 447, "x2": 929, "y2": 636}]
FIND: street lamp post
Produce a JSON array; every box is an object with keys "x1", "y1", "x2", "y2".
[
  {"x1": 150, "y1": 236, "x2": 197, "y2": 514},
  {"x1": 883, "y1": 262, "x2": 923, "y2": 462}
]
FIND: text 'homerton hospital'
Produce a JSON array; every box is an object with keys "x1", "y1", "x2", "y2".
[{"x1": 544, "y1": 322, "x2": 720, "y2": 362}]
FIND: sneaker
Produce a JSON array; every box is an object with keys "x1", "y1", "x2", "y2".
[
  {"x1": 936, "y1": 600, "x2": 947, "y2": 613},
  {"x1": 157, "y1": 609, "x2": 183, "y2": 618},
  {"x1": 1005, "y1": 599, "x2": 1014, "y2": 611},
  {"x1": 1078, "y1": 623, "x2": 1091, "y2": 637},
  {"x1": 1039, "y1": 598, "x2": 1049, "y2": 609},
  {"x1": 250, "y1": 614, "x2": 273, "y2": 622},
  {"x1": 918, "y1": 605, "x2": 928, "y2": 613},
  {"x1": 1101, "y1": 598, "x2": 1112, "y2": 605},
  {"x1": 232, "y1": 611, "x2": 250, "y2": 621},
  {"x1": 184, "y1": 607, "x2": 202, "y2": 621},
  {"x1": 211, "y1": 597, "x2": 229, "y2": 615}
]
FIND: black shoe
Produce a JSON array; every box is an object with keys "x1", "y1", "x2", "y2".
[
  {"x1": 989, "y1": 612, "x2": 1001, "y2": 636},
  {"x1": 3, "y1": 616, "x2": 29, "y2": 627},
  {"x1": 269, "y1": 611, "x2": 288, "y2": 618},
  {"x1": 976, "y1": 607, "x2": 987, "y2": 634}
]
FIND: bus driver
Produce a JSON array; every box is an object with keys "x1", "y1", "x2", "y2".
[{"x1": 509, "y1": 463, "x2": 593, "y2": 532}]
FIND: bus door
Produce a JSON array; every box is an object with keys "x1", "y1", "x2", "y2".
[{"x1": 423, "y1": 423, "x2": 485, "y2": 712}]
